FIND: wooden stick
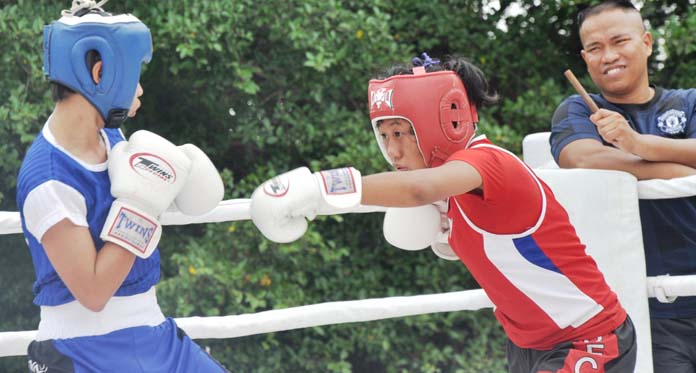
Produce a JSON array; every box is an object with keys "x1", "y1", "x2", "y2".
[{"x1": 564, "y1": 69, "x2": 600, "y2": 113}]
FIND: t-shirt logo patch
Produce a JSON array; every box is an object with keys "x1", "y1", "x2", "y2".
[{"x1": 657, "y1": 109, "x2": 687, "y2": 135}]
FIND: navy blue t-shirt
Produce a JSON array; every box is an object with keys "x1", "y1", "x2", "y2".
[{"x1": 550, "y1": 87, "x2": 696, "y2": 319}]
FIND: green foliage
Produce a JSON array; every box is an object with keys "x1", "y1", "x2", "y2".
[
  {"x1": 0, "y1": 2, "x2": 61, "y2": 206},
  {"x1": 656, "y1": 8, "x2": 696, "y2": 88},
  {"x1": 1, "y1": 0, "x2": 695, "y2": 371},
  {"x1": 0, "y1": 4, "x2": 61, "y2": 371}
]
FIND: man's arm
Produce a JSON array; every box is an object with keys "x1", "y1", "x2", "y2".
[
  {"x1": 590, "y1": 108, "x2": 696, "y2": 167},
  {"x1": 558, "y1": 138, "x2": 696, "y2": 180},
  {"x1": 628, "y1": 135, "x2": 696, "y2": 167}
]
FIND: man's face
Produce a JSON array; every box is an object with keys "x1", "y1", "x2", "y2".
[
  {"x1": 580, "y1": 8, "x2": 653, "y2": 102},
  {"x1": 376, "y1": 118, "x2": 427, "y2": 171}
]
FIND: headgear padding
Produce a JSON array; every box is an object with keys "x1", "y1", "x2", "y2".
[
  {"x1": 368, "y1": 68, "x2": 478, "y2": 167},
  {"x1": 43, "y1": 12, "x2": 152, "y2": 128}
]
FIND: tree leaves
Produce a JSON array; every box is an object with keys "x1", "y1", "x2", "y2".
[{"x1": 1, "y1": 1, "x2": 694, "y2": 371}]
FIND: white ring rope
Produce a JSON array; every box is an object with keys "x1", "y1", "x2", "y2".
[
  {"x1": 0, "y1": 211, "x2": 22, "y2": 235},
  {"x1": 1, "y1": 289, "x2": 495, "y2": 357},
  {"x1": 2, "y1": 175, "x2": 696, "y2": 358},
  {"x1": 636, "y1": 175, "x2": 696, "y2": 200},
  {"x1": 4, "y1": 173, "x2": 695, "y2": 232},
  {"x1": 0, "y1": 200, "x2": 385, "y2": 234},
  {"x1": 2, "y1": 273, "x2": 696, "y2": 357}
]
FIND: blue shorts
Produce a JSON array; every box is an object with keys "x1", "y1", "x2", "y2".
[{"x1": 27, "y1": 318, "x2": 228, "y2": 373}]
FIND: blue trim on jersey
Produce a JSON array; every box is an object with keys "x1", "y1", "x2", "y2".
[
  {"x1": 512, "y1": 235, "x2": 561, "y2": 274},
  {"x1": 550, "y1": 87, "x2": 696, "y2": 318},
  {"x1": 17, "y1": 127, "x2": 160, "y2": 306}
]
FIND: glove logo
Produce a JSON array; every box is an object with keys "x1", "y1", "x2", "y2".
[
  {"x1": 106, "y1": 207, "x2": 157, "y2": 254},
  {"x1": 129, "y1": 153, "x2": 177, "y2": 184},
  {"x1": 263, "y1": 175, "x2": 290, "y2": 197},
  {"x1": 320, "y1": 168, "x2": 357, "y2": 195}
]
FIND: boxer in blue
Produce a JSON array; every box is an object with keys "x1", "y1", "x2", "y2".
[{"x1": 17, "y1": 1, "x2": 226, "y2": 371}]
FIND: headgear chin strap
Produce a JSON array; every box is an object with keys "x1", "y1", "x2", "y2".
[
  {"x1": 368, "y1": 68, "x2": 479, "y2": 168},
  {"x1": 43, "y1": 6, "x2": 152, "y2": 128}
]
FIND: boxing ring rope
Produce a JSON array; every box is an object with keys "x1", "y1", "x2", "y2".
[
  {"x1": 0, "y1": 288, "x2": 494, "y2": 357},
  {"x1": 2, "y1": 173, "x2": 696, "y2": 362}
]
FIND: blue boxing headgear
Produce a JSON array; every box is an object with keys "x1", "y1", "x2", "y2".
[{"x1": 43, "y1": 9, "x2": 152, "y2": 128}]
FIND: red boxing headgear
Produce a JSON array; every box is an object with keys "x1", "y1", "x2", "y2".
[{"x1": 368, "y1": 67, "x2": 478, "y2": 168}]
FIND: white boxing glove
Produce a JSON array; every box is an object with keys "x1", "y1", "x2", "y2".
[
  {"x1": 170, "y1": 144, "x2": 224, "y2": 216},
  {"x1": 250, "y1": 166, "x2": 362, "y2": 243},
  {"x1": 383, "y1": 205, "x2": 441, "y2": 251},
  {"x1": 430, "y1": 200, "x2": 458, "y2": 261},
  {"x1": 382, "y1": 201, "x2": 459, "y2": 260},
  {"x1": 100, "y1": 130, "x2": 192, "y2": 258},
  {"x1": 431, "y1": 231, "x2": 458, "y2": 261}
]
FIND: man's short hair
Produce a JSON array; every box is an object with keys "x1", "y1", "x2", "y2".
[{"x1": 577, "y1": 1, "x2": 640, "y2": 30}]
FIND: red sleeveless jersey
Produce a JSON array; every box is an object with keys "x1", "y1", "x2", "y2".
[{"x1": 446, "y1": 136, "x2": 626, "y2": 349}]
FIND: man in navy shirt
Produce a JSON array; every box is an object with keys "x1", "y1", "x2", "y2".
[{"x1": 550, "y1": 1, "x2": 696, "y2": 372}]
